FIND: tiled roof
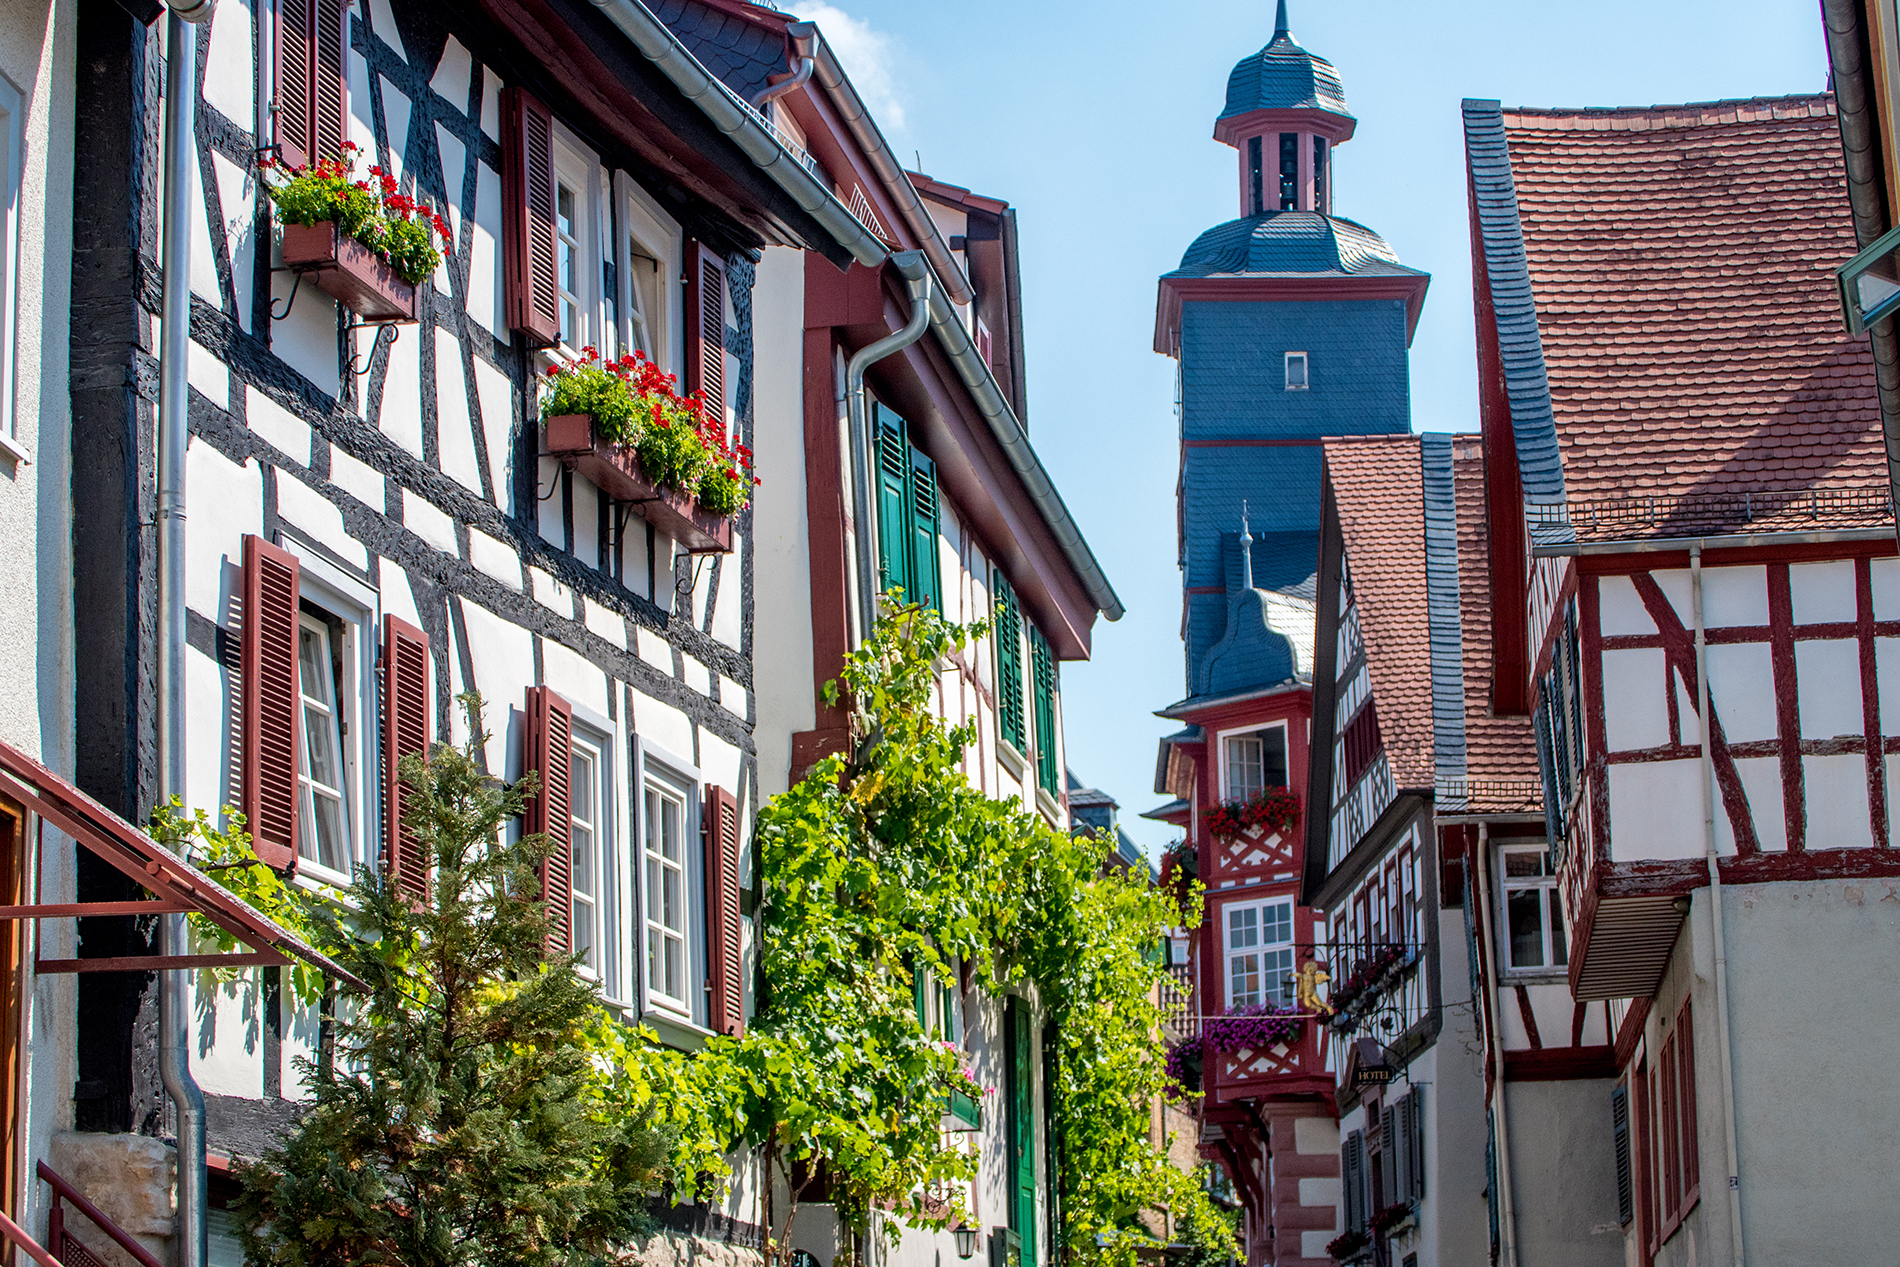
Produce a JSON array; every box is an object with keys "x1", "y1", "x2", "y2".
[
  {"x1": 650, "y1": 0, "x2": 789, "y2": 100},
  {"x1": 1221, "y1": 28, "x2": 1352, "y2": 122},
  {"x1": 1450, "y1": 438, "x2": 1543, "y2": 813},
  {"x1": 1495, "y1": 94, "x2": 1890, "y2": 540},
  {"x1": 1323, "y1": 435, "x2": 1435, "y2": 790},
  {"x1": 1169, "y1": 212, "x2": 1409, "y2": 278}
]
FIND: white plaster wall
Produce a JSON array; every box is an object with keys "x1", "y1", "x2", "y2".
[
  {"x1": 1503, "y1": 1077, "x2": 1622, "y2": 1266},
  {"x1": 1606, "y1": 762, "x2": 1706, "y2": 862}
]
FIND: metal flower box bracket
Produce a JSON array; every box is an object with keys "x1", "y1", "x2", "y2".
[
  {"x1": 544, "y1": 414, "x2": 734, "y2": 555},
  {"x1": 281, "y1": 220, "x2": 419, "y2": 324}
]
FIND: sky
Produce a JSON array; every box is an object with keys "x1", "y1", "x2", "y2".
[{"x1": 791, "y1": 0, "x2": 1833, "y2": 859}]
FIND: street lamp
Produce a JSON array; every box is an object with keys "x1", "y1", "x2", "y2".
[{"x1": 953, "y1": 1224, "x2": 980, "y2": 1260}]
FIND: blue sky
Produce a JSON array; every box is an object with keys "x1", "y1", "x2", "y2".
[{"x1": 796, "y1": 0, "x2": 1831, "y2": 857}]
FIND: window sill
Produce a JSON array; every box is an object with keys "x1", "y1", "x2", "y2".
[
  {"x1": 641, "y1": 1004, "x2": 716, "y2": 1051},
  {"x1": 1497, "y1": 968, "x2": 1568, "y2": 986},
  {"x1": 0, "y1": 433, "x2": 29, "y2": 466},
  {"x1": 997, "y1": 738, "x2": 1026, "y2": 779},
  {"x1": 1035, "y1": 786, "x2": 1061, "y2": 825}
]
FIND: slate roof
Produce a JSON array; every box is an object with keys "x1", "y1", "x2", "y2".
[
  {"x1": 1220, "y1": 16, "x2": 1352, "y2": 122},
  {"x1": 1473, "y1": 94, "x2": 1890, "y2": 542},
  {"x1": 1448, "y1": 438, "x2": 1543, "y2": 814},
  {"x1": 1169, "y1": 212, "x2": 1412, "y2": 279},
  {"x1": 650, "y1": 0, "x2": 790, "y2": 101},
  {"x1": 1323, "y1": 435, "x2": 1436, "y2": 791}
]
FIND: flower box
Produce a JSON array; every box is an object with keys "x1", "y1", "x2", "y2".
[
  {"x1": 543, "y1": 414, "x2": 733, "y2": 555},
  {"x1": 282, "y1": 220, "x2": 418, "y2": 323}
]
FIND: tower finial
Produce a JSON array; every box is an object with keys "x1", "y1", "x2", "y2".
[
  {"x1": 1239, "y1": 502, "x2": 1255, "y2": 590},
  {"x1": 1273, "y1": 0, "x2": 1290, "y2": 38}
]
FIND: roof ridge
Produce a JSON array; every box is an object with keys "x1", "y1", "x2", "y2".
[{"x1": 1498, "y1": 93, "x2": 1835, "y2": 132}]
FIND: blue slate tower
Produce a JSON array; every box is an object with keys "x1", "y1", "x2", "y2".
[{"x1": 1155, "y1": 1, "x2": 1429, "y2": 699}]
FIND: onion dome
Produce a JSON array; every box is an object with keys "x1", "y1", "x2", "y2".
[
  {"x1": 1168, "y1": 212, "x2": 1404, "y2": 278},
  {"x1": 1219, "y1": 1, "x2": 1353, "y2": 126}
]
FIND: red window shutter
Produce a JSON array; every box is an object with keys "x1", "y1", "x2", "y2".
[
  {"x1": 1634, "y1": 1062, "x2": 1656, "y2": 1255},
  {"x1": 1659, "y1": 1035, "x2": 1680, "y2": 1220},
  {"x1": 702, "y1": 784, "x2": 743, "y2": 1036},
  {"x1": 523, "y1": 686, "x2": 574, "y2": 958},
  {"x1": 382, "y1": 615, "x2": 431, "y2": 902},
  {"x1": 272, "y1": 0, "x2": 347, "y2": 168},
  {"x1": 501, "y1": 87, "x2": 560, "y2": 347},
  {"x1": 1677, "y1": 1001, "x2": 1698, "y2": 1201},
  {"x1": 684, "y1": 243, "x2": 727, "y2": 413},
  {"x1": 240, "y1": 535, "x2": 301, "y2": 872}
]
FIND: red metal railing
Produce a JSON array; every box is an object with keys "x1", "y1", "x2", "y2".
[{"x1": 39, "y1": 1160, "x2": 163, "y2": 1267}]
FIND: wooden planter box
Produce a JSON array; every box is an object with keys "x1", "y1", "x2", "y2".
[
  {"x1": 543, "y1": 414, "x2": 733, "y2": 555},
  {"x1": 281, "y1": 220, "x2": 418, "y2": 323}
]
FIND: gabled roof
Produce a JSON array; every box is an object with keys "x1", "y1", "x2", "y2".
[
  {"x1": 1467, "y1": 94, "x2": 1890, "y2": 543},
  {"x1": 1322, "y1": 435, "x2": 1435, "y2": 790}
]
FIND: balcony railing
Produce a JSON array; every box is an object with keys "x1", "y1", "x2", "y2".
[
  {"x1": 1162, "y1": 961, "x2": 1196, "y2": 1038},
  {"x1": 41, "y1": 1160, "x2": 164, "y2": 1267}
]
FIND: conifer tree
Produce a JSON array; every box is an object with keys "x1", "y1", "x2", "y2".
[{"x1": 235, "y1": 696, "x2": 669, "y2": 1267}]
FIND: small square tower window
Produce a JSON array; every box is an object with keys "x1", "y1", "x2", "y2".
[{"x1": 1285, "y1": 351, "x2": 1309, "y2": 390}]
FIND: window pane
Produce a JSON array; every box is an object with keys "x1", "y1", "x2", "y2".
[
  {"x1": 310, "y1": 790, "x2": 347, "y2": 875},
  {"x1": 664, "y1": 935, "x2": 682, "y2": 1001},
  {"x1": 1507, "y1": 889, "x2": 1546, "y2": 969},
  {"x1": 298, "y1": 628, "x2": 330, "y2": 705},
  {"x1": 1228, "y1": 906, "x2": 1258, "y2": 949},
  {"x1": 572, "y1": 823, "x2": 594, "y2": 894},
  {"x1": 573, "y1": 895, "x2": 595, "y2": 967},
  {"x1": 1549, "y1": 892, "x2": 1569, "y2": 967},
  {"x1": 1265, "y1": 947, "x2": 1295, "y2": 1008},
  {"x1": 1226, "y1": 737, "x2": 1264, "y2": 800},
  {"x1": 1262, "y1": 901, "x2": 1292, "y2": 947},
  {"x1": 1504, "y1": 851, "x2": 1545, "y2": 879},
  {"x1": 1230, "y1": 952, "x2": 1260, "y2": 1009},
  {"x1": 663, "y1": 865, "x2": 680, "y2": 931},
  {"x1": 662, "y1": 796, "x2": 680, "y2": 862},
  {"x1": 303, "y1": 705, "x2": 340, "y2": 787}
]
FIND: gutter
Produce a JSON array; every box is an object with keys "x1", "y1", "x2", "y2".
[
  {"x1": 1531, "y1": 525, "x2": 1895, "y2": 556},
  {"x1": 1821, "y1": 0, "x2": 1900, "y2": 554},
  {"x1": 587, "y1": 0, "x2": 886, "y2": 268},
  {"x1": 1473, "y1": 823, "x2": 1520, "y2": 1267},
  {"x1": 921, "y1": 273, "x2": 1124, "y2": 622},
  {"x1": 803, "y1": 26, "x2": 975, "y2": 307}
]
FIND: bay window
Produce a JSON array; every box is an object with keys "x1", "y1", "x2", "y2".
[{"x1": 1226, "y1": 898, "x2": 1295, "y2": 1010}]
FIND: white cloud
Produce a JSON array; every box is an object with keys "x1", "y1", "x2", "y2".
[{"x1": 790, "y1": 2, "x2": 908, "y2": 133}]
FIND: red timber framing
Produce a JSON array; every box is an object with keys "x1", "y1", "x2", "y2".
[
  {"x1": 1557, "y1": 538, "x2": 1900, "y2": 999},
  {"x1": 0, "y1": 741, "x2": 361, "y2": 986}
]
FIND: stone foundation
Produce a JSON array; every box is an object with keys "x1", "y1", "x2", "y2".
[
  {"x1": 46, "y1": 1132, "x2": 175, "y2": 1267},
  {"x1": 630, "y1": 1230, "x2": 766, "y2": 1267}
]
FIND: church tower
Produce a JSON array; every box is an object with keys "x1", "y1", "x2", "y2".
[{"x1": 1147, "y1": 10, "x2": 1428, "y2": 1265}]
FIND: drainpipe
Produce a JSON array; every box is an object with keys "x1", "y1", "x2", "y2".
[
  {"x1": 749, "y1": 25, "x2": 813, "y2": 111},
  {"x1": 1473, "y1": 822, "x2": 1518, "y2": 1267},
  {"x1": 1690, "y1": 544, "x2": 1745, "y2": 1267},
  {"x1": 158, "y1": 8, "x2": 212, "y2": 1267},
  {"x1": 845, "y1": 251, "x2": 931, "y2": 642}
]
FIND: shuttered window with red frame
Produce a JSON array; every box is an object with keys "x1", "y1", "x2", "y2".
[
  {"x1": 1659, "y1": 1033, "x2": 1680, "y2": 1221},
  {"x1": 523, "y1": 685, "x2": 575, "y2": 958},
  {"x1": 702, "y1": 784, "x2": 743, "y2": 1036},
  {"x1": 685, "y1": 243, "x2": 727, "y2": 415},
  {"x1": 502, "y1": 87, "x2": 560, "y2": 347},
  {"x1": 382, "y1": 615, "x2": 431, "y2": 902},
  {"x1": 241, "y1": 535, "x2": 301, "y2": 871},
  {"x1": 272, "y1": 0, "x2": 348, "y2": 170},
  {"x1": 1676, "y1": 1000, "x2": 1699, "y2": 1209}
]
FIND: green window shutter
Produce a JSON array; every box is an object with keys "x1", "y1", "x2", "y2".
[
  {"x1": 1030, "y1": 627, "x2": 1058, "y2": 796},
  {"x1": 994, "y1": 571, "x2": 1026, "y2": 751},
  {"x1": 874, "y1": 405, "x2": 912, "y2": 602},
  {"x1": 912, "y1": 961, "x2": 928, "y2": 1027},
  {"x1": 1005, "y1": 997, "x2": 1038, "y2": 1267},
  {"x1": 908, "y1": 448, "x2": 941, "y2": 613}
]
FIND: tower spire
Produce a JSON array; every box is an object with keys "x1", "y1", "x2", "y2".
[
  {"x1": 1273, "y1": 0, "x2": 1290, "y2": 39},
  {"x1": 1239, "y1": 501, "x2": 1255, "y2": 591}
]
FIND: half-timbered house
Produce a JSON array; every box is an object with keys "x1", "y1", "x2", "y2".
[{"x1": 1464, "y1": 92, "x2": 1900, "y2": 1266}]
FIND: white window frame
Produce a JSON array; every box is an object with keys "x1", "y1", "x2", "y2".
[
  {"x1": 1220, "y1": 721, "x2": 1288, "y2": 801},
  {"x1": 1224, "y1": 896, "x2": 1296, "y2": 1012},
  {"x1": 550, "y1": 129, "x2": 604, "y2": 358},
  {"x1": 1284, "y1": 350, "x2": 1309, "y2": 391},
  {"x1": 567, "y1": 725, "x2": 608, "y2": 981},
  {"x1": 635, "y1": 739, "x2": 703, "y2": 1029},
  {"x1": 1498, "y1": 842, "x2": 1566, "y2": 974},
  {"x1": 0, "y1": 71, "x2": 24, "y2": 462},
  {"x1": 612, "y1": 173, "x2": 683, "y2": 377},
  {"x1": 294, "y1": 609, "x2": 353, "y2": 878}
]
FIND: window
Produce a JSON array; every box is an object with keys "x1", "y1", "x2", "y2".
[
  {"x1": 643, "y1": 770, "x2": 691, "y2": 1013},
  {"x1": 613, "y1": 176, "x2": 681, "y2": 371},
  {"x1": 1247, "y1": 134, "x2": 1264, "y2": 216},
  {"x1": 1277, "y1": 132, "x2": 1297, "y2": 209},
  {"x1": 994, "y1": 569, "x2": 1027, "y2": 753},
  {"x1": 555, "y1": 179, "x2": 584, "y2": 349},
  {"x1": 295, "y1": 608, "x2": 353, "y2": 877},
  {"x1": 873, "y1": 404, "x2": 941, "y2": 611},
  {"x1": 1498, "y1": 844, "x2": 1566, "y2": 971},
  {"x1": 0, "y1": 71, "x2": 22, "y2": 461},
  {"x1": 569, "y1": 731, "x2": 603, "y2": 975},
  {"x1": 1226, "y1": 898, "x2": 1294, "y2": 1010},
  {"x1": 1312, "y1": 136, "x2": 1328, "y2": 213},
  {"x1": 1030, "y1": 626, "x2": 1059, "y2": 797},
  {"x1": 1645, "y1": 1001, "x2": 1700, "y2": 1246},
  {"x1": 1223, "y1": 725, "x2": 1288, "y2": 800},
  {"x1": 1285, "y1": 351, "x2": 1309, "y2": 391},
  {"x1": 546, "y1": 132, "x2": 603, "y2": 355}
]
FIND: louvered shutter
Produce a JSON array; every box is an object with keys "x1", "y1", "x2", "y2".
[
  {"x1": 1395, "y1": 1094, "x2": 1414, "y2": 1206},
  {"x1": 311, "y1": 0, "x2": 348, "y2": 161},
  {"x1": 1409, "y1": 1087, "x2": 1427, "y2": 1201},
  {"x1": 240, "y1": 535, "x2": 300, "y2": 871},
  {"x1": 907, "y1": 448, "x2": 940, "y2": 613},
  {"x1": 272, "y1": 0, "x2": 314, "y2": 169},
  {"x1": 994, "y1": 571, "x2": 1026, "y2": 751},
  {"x1": 874, "y1": 405, "x2": 911, "y2": 600},
  {"x1": 502, "y1": 87, "x2": 560, "y2": 347},
  {"x1": 1677, "y1": 1002, "x2": 1698, "y2": 1198},
  {"x1": 1343, "y1": 1130, "x2": 1365, "y2": 1233},
  {"x1": 686, "y1": 244, "x2": 727, "y2": 413},
  {"x1": 702, "y1": 784, "x2": 744, "y2": 1036},
  {"x1": 1030, "y1": 627, "x2": 1058, "y2": 795},
  {"x1": 524, "y1": 686, "x2": 574, "y2": 958},
  {"x1": 1611, "y1": 1083, "x2": 1633, "y2": 1226},
  {"x1": 382, "y1": 615, "x2": 431, "y2": 902},
  {"x1": 1659, "y1": 1036, "x2": 1679, "y2": 1219},
  {"x1": 1379, "y1": 1103, "x2": 1397, "y2": 1211}
]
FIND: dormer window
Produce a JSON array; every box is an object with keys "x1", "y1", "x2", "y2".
[{"x1": 1285, "y1": 351, "x2": 1309, "y2": 390}]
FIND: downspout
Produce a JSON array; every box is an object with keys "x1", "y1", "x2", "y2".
[
  {"x1": 1473, "y1": 822, "x2": 1518, "y2": 1267},
  {"x1": 749, "y1": 25, "x2": 813, "y2": 111},
  {"x1": 157, "y1": 8, "x2": 212, "y2": 1267},
  {"x1": 1691, "y1": 544, "x2": 1746, "y2": 1267},
  {"x1": 845, "y1": 252, "x2": 931, "y2": 642}
]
